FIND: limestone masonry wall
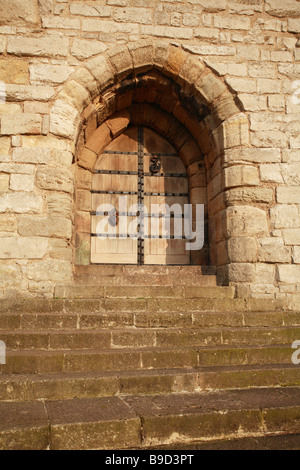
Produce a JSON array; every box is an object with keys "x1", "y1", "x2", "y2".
[{"x1": 0, "y1": 0, "x2": 300, "y2": 304}]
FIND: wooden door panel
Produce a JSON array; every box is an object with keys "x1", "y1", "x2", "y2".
[
  {"x1": 92, "y1": 174, "x2": 138, "y2": 192},
  {"x1": 144, "y1": 155, "x2": 186, "y2": 174},
  {"x1": 94, "y1": 154, "x2": 138, "y2": 172},
  {"x1": 144, "y1": 196, "x2": 189, "y2": 212},
  {"x1": 92, "y1": 194, "x2": 138, "y2": 212}
]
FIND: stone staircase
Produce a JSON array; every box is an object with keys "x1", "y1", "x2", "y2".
[{"x1": 0, "y1": 266, "x2": 300, "y2": 450}]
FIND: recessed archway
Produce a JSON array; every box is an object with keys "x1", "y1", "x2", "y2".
[{"x1": 50, "y1": 40, "x2": 251, "y2": 284}]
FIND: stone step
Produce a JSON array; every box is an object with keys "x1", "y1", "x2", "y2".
[
  {"x1": 1, "y1": 311, "x2": 299, "y2": 331},
  {"x1": 0, "y1": 345, "x2": 294, "y2": 375},
  {"x1": 75, "y1": 274, "x2": 218, "y2": 287},
  {"x1": 54, "y1": 285, "x2": 235, "y2": 300},
  {"x1": 0, "y1": 326, "x2": 300, "y2": 350},
  {"x1": 146, "y1": 433, "x2": 300, "y2": 450},
  {"x1": 0, "y1": 297, "x2": 289, "y2": 314},
  {"x1": 0, "y1": 365, "x2": 299, "y2": 402},
  {"x1": 74, "y1": 265, "x2": 217, "y2": 287},
  {"x1": 0, "y1": 388, "x2": 299, "y2": 450}
]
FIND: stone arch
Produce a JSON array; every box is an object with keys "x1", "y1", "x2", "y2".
[
  {"x1": 50, "y1": 40, "x2": 255, "y2": 284},
  {"x1": 50, "y1": 40, "x2": 246, "y2": 143}
]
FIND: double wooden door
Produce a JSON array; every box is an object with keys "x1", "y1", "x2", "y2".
[{"x1": 91, "y1": 126, "x2": 190, "y2": 265}]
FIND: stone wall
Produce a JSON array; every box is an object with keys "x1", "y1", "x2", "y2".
[{"x1": 0, "y1": 0, "x2": 300, "y2": 303}]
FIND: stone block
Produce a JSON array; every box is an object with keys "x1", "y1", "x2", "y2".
[
  {"x1": 106, "y1": 110, "x2": 130, "y2": 139},
  {"x1": 75, "y1": 232, "x2": 90, "y2": 265},
  {"x1": 177, "y1": 55, "x2": 206, "y2": 89},
  {"x1": 282, "y1": 229, "x2": 300, "y2": 246},
  {"x1": 197, "y1": 73, "x2": 228, "y2": 104},
  {"x1": 47, "y1": 194, "x2": 73, "y2": 219},
  {"x1": 224, "y1": 188, "x2": 273, "y2": 205},
  {"x1": 288, "y1": 18, "x2": 300, "y2": 32},
  {"x1": 10, "y1": 174, "x2": 34, "y2": 192},
  {"x1": 107, "y1": 46, "x2": 133, "y2": 80},
  {"x1": 224, "y1": 165, "x2": 259, "y2": 189},
  {"x1": 24, "y1": 102, "x2": 49, "y2": 115},
  {"x1": 42, "y1": 16, "x2": 80, "y2": 30},
  {"x1": 76, "y1": 168, "x2": 92, "y2": 190},
  {"x1": 0, "y1": 59, "x2": 28, "y2": 84},
  {"x1": 18, "y1": 216, "x2": 72, "y2": 239},
  {"x1": 253, "y1": 264, "x2": 276, "y2": 284},
  {"x1": 7, "y1": 36, "x2": 69, "y2": 58},
  {"x1": 128, "y1": 41, "x2": 153, "y2": 73},
  {"x1": 277, "y1": 265, "x2": 300, "y2": 284},
  {"x1": 214, "y1": 15, "x2": 250, "y2": 30},
  {"x1": 224, "y1": 148, "x2": 281, "y2": 164},
  {"x1": 113, "y1": 7, "x2": 152, "y2": 24},
  {"x1": 70, "y1": 4, "x2": 113, "y2": 17},
  {"x1": 76, "y1": 190, "x2": 91, "y2": 212},
  {"x1": 86, "y1": 55, "x2": 114, "y2": 92},
  {"x1": 70, "y1": 39, "x2": 107, "y2": 60},
  {"x1": 260, "y1": 164, "x2": 283, "y2": 183},
  {"x1": 12, "y1": 148, "x2": 51, "y2": 165},
  {"x1": 164, "y1": 46, "x2": 187, "y2": 79},
  {"x1": 281, "y1": 164, "x2": 300, "y2": 185},
  {"x1": 222, "y1": 114, "x2": 250, "y2": 150},
  {"x1": 0, "y1": 193, "x2": 43, "y2": 213},
  {"x1": 266, "y1": 0, "x2": 300, "y2": 18},
  {"x1": 5, "y1": 84, "x2": 55, "y2": 102},
  {"x1": 0, "y1": 237, "x2": 48, "y2": 259},
  {"x1": 257, "y1": 79, "x2": 281, "y2": 94},
  {"x1": 277, "y1": 187, "x2": 300, "y2": 204},
  {"x1": 225, "y1": 206, "x2": 269, "y2": 238},
  {"x1": 0, "y1": 214, "x2": 17, "y2": 232},
  {"x1": 0, "y1": 0, "x2": 39, "y2": 26},
  {"x1": 0, "y1": 137, "x2": 11, "y2": 158},
  {"x1": 26, "y1": 259, "x2": 73, "y2": 282},
  {"x1": 0, "y1": 174, "x2": 9, "y2": 192},
  {"x1": 270, "y1": 205, "x2": 299, "y2": 229},
  {"x1": 29, "y1": 64, "x2": 73, "y2": 85},
  {"x1": 77, "y1": 147, "x2": 97, "y2": 172},
  {"x1": 49, "y1": 239, "x2": 73, "y2": 262},
  {"x1": 1, "y1": 114, "x2": 42, "y2": 135},
  {"x1": 36, "y1": 168, "x2": 73, "y2": 194},
  {"x1": 258, "y1": 238, "x2": 291, "y2": 263},
  {"x1": 228, "y1": 263, "x2": 256, "y2": 283},
  {"x1": 59, "y1": 80, "x2": 90, "y2": 109},
  {"x1": 153, "y1": 41, "x2": 169, "y2": 70},
  {"x1": 141, "y1": 25, "x2": 193, "y2": 40},
  {"x1": 228, "y1": 237, "x2": 258, "y2": 263},
  {"x1": 50, "y1": 99, "x2": 78, "y2": 139},
  {"x1": 0, "y1": 163, "x2": 34, "y2": 175},
  {"x1": 213, "y1": 95, "x2": 240, "y2": 123},
  {"x1": 76, "y1": 211, "x2": 91, "y2": 233},
  {"x1": 85, "y1": 124, "x2": 111, "y2": 155},
  {"x1": 293, "y1": 246, "x2": 300, "y2": 264}
]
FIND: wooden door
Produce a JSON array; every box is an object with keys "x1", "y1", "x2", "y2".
[{"x1": 91, "y1": 126, "x2": 190, "y2": 265}]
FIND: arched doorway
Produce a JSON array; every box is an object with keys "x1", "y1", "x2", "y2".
[
  {"x1": 68, "y1": 41, "x2": 251, "y2": 286},
  {"x1": 91, "y1": 126, "x2": 190, "y2": 265}
]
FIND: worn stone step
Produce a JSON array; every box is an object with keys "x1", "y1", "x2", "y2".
[
  {"x1": 74, "y1": 274, "x2": 218, "y2": 287},
  {"x1": 54, "y1": 285, "x2": 235, "y2": 300},
  {"x1": 74, "y1": 265, "x2": 217, "y2": 287},
  {"x1": 0, "y1": 365, "x2": 299, "y2": 402},
  {"x1": 0, "y1": 345, "x2": 294, "y2": 375},
  {"x1": 0, "y1": 297, "x2": 289, "y2": 314},
  {"x1": 0, "y1": 311, "x2": 299, "y2": 331},
  {"x1": 1, "y1": 326, "x2": 300, "y2": 350},
  {"x1": 0, "y1": 388, "x2": 299, "y2": 450},
  {"x1": 144, "y1": 433, "x2": 300, "y2": 450}
]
